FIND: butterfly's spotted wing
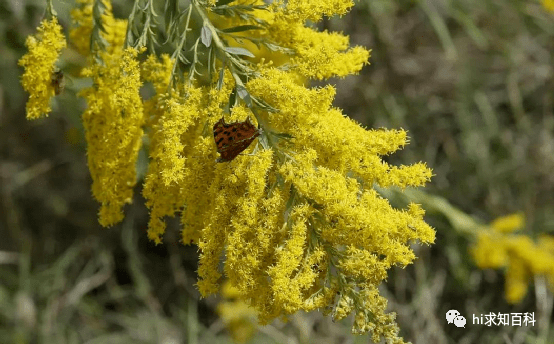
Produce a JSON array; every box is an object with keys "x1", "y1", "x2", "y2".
[{"x1": 213, "y1": 118, "x2": 261, "y2": 163}]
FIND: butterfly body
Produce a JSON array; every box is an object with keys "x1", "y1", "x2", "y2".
[{"x1": 213, "y1": 118, "x2": 262, "y2": 163}]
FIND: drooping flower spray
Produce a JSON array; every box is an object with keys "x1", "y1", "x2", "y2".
[{"x1": 20, "y1": 0, "x2": 435, "y2": 341}]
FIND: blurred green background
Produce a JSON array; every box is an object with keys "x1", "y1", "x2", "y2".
[{"x1": 1, "y1": 0, "x2": 553, "y2": 343}]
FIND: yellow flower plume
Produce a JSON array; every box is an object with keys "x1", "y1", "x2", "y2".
[
  {"x1": 79, "y1": 47, "x2": 144, "y2": 227},
  {"x1": 19, "y1": 0, "x2": 438, "y2": 341},
  {"x1": 18, "y1": 17, "x2": 66, "y2": 119}
]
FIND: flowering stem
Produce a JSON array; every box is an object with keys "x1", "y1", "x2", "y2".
[{"x1": 45, "y1": 0, "x2": 57, "y2": 18}]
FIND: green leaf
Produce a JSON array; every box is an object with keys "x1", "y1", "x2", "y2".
[
  {"x1": 178, "y1": 53, "x2": 190, "y2": 64},
  {"x1": 263, "y1": 42, "x2": 295, "y2": 54},
  {"x1": 221, "y1": 25, "x2": 263, "y2": 33},
  {"x1": 217, "y1": 67, "x2": 225, "y2": 90},
  {"x1": 272, "y1": 132, "x2": 294, "y2": 139},
  {"x1": 252, "y1": 97, "x2": 279, "y2": 113},
  {"x1": 229, "y1": 87, "x2": 237, "y2": 108},
  {"x1": 224, "y1": 46, "x2": 255, "y2": 58},
  {"x1": 164, "y1": 0, "x2": 179, "y2": 33},
  {"x1": 215, "y1": 0, "x2": 236, "y2": 7},
  {"x1": 236, "y1": 85, "x2": 252, "y2": 106},
  {"x1": 126, "y1": 30, "x2": 136, "y2": 47},
  {"x1": 201, "y1": 24, "x2": 212, "y2": 47}
]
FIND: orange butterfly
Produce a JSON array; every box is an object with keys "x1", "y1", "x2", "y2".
[{"x1": 213, "y1": 117, "x2": 262, "y2": 163}]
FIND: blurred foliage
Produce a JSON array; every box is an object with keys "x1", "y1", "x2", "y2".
[{"x1": 1, "y1": 0, "x2": 554, "y2": 343}]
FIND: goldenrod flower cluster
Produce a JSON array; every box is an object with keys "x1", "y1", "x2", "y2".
[
  {"x1": 471, "y1": 213, "x2": 554, "y2": 304},
  {"x1": 18, "y1": 17, "x2": 66, "y2": 119},
  {"x1": 20, "y1": 0, "x2": 436, "y2": 341},
  {"x1": 70, "y1": 0, "x2": 145, "y2": 227}
]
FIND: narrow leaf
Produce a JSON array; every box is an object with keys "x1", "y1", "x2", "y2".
[
  {"x1": 236, "y1": 85, "x2": 252, "y2": 106},
  {"x1": 217, "y1": 67, "x2": 225, "y2": 90},
  {"x1": 214, "y1": 0, "x2": 236, "y2": 7},
  {"x1": 164, "y1": 0, "x2": 178, "y2": 33},
  {"x1": 221, "y1": 25, "x2": 263, "y2": 33},
  {"x1": 201, "y1": 24, "x2": 212, "y2": 47},
  {"x1": 229, "y1": 88, "x2": 237, "y2": 107},
  {"x1": 224, "y1": 46, "x2": 255, "y2": 58}
]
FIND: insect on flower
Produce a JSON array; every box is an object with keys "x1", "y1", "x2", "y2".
[
  {"x1": 213, "y1": 117, "x2": 262, "y2": 163},
  {"x1": 51, "y1": 69, "x2": 65, "y2": 95}
]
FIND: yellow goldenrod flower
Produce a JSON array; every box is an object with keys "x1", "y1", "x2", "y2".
[
  {"x1": 217, "y1": 281, "x2": 258, "y2": 344},
  {"x1": 471, "y1": 230, "x2": 509, "y2": 269},
  {"x1": 333, "y1": 292, "x2": 354, "y2": 322},
  {"x1": 504, "y1": 256, "x2": 530, "y2": 304},
  {"x1": 142, "y1": 71, "x2": 237, "y2": 245},
  {"x1": 79, "y1": 47, "x2": 144, "y2": 227},
  {"x1": 267, "y1": 21, "x2": 370, "y2": 80},
  {"x1": 70, "y1": 0, "x2": 127, "y2": 56},
  {"x1": 18, "y1": 17, "x2": 66, "y2": 119},
  {"x1": 263, "y1": 0, "x2": 369, "y2": 80},
  {"x1": 69, "y1": 0, "x2": 141, "y2": 227},
  {"x1": 21, "y1": 0, "x2": 437, "y2": 340},
  {"x1": 142, "y1": 87, "x2": 206, "y2": 243},
  {"x1": 491, "y1": 212, "x2": 525, "y2": 233},
  {"x1": 472, "y1": 219, "x2": 554, "y2": 304},
  {"x1": 267, "y1": 203, "x2": 313, "y2": 312},
  {"x1": 543, "y1": 0, "x2": 554, "y2": 12},
  {"x1": 538, "y1": 235, "x2": 554, "y2": 292},
  {"x1": 352, "y1": 286, "x2": 401, "y2": 339},
  {"x1": 70, "y1": 0, "x2": 93, "y2": 55},
  {"x1": 148, "y1": 61, "x2": 434, "y2": 342},
  {"x1": 283, "y1": 0, "x2": 354, "y2": 22},
  {"x1": 141, "y1": 54, "x2": 173, "y2": 95}
]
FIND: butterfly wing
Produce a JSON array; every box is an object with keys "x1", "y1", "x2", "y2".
[{"x1": 213, "y1": 118, "x2": 261, "y2": 162}]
